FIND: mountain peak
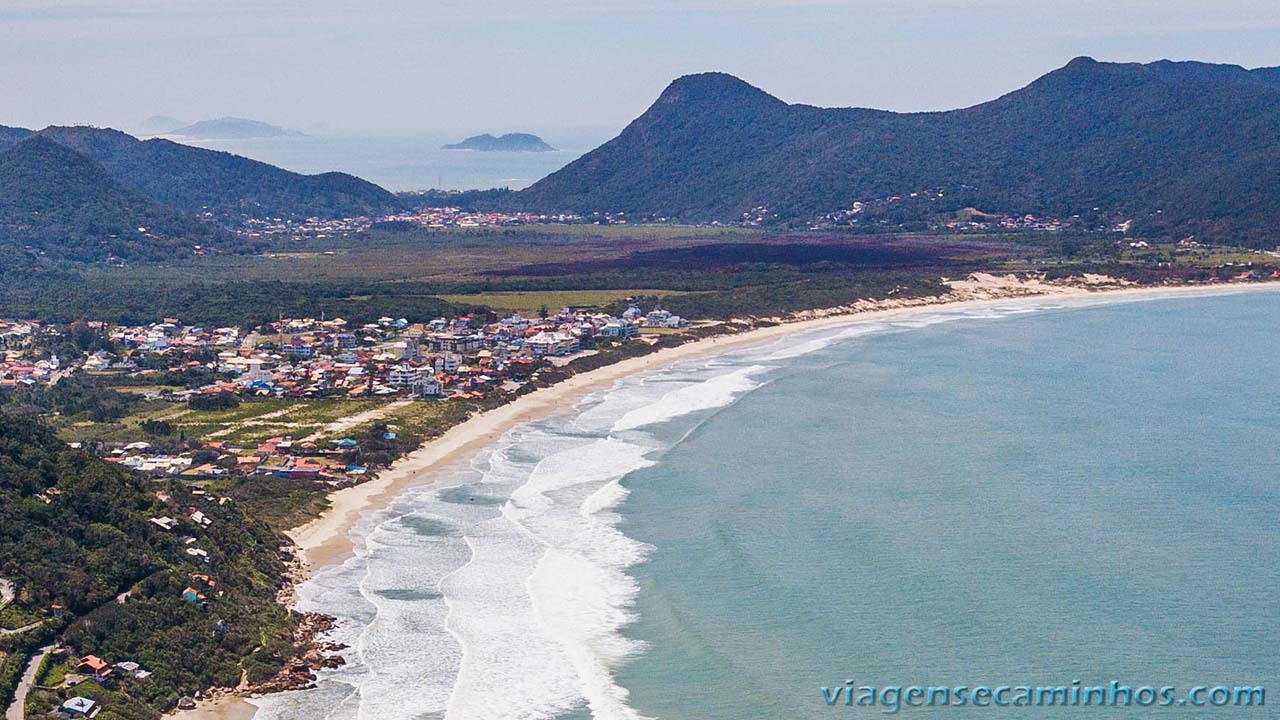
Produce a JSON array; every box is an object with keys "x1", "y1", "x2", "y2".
[
  {"x1": 656, "y1": 72, "x2": 784, "y2": 108},
  {"x1": 1064, "y1": 55, "x2": 1100, "y2": 69},
  {"x1": 7, "y1": 134, "x2": 102, "y2": 171},
  {"x1": 519, "y1": 57, "x2": 1280, "y2": 244}
]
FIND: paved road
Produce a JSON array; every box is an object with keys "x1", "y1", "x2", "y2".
[{"x1": 4, "y1": 645, "x2": 52, "y2": 720}]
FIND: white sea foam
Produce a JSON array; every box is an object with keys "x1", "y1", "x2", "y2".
[
  {"x1": 255, "y1": 299, "x2": 1082, "y2": 720},
  {"x1": 611, "y1": 365, "x2": 768, "y2": 431}
]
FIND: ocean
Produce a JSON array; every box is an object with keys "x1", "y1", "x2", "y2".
[
  {"x1": 176, "y1": 132, "x2": 605, "y2": 192},
  {"x1": 251, "y1": 289, "x2": 1280, "y2": 719}
]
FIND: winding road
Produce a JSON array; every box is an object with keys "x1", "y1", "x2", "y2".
[{"x1": 4, "y1": 645, "x2": 52, "y2": 720}]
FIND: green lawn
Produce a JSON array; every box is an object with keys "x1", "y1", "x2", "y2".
[{"x1": 436, "y1": 289, "x2": 689, "y2": 315}]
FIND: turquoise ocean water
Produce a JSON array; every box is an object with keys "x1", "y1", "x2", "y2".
[
  {"x1": 252, "y1": 289, "x2": 1279, "y2": 720},
  {"x1": 178, "y1": 132, "x2": 602, "y2": 191}
]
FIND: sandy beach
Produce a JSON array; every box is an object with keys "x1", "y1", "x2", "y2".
[
  {"x1": 177, "y1": 277, "x2": 1280, "y2": 720},
  {"x1": 287, "y1": 277, "x2": 1280, "y2": 570}
]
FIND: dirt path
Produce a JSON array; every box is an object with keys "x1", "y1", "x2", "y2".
[
  {"x1": 300, "y1": 400, "x2": 413, "y2": 442},
  {"x1": 205, "y1": 406, "x2": 302, "y2": 439}
]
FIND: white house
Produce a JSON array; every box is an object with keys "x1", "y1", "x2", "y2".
[
  {"x1": 522, "y1": 332, "x2": 581, "y2": 358},
  {"x1": 599, "y1": 320, "x2": 640, "y2": 340},
  {"x1": 411, "y1": 377, "x2": 444, "y2": 399},
  {"x1": 61, "y1": 697, "x2": 99, "y2": 717},
  {"x1": 387, "y1": 364, "x2": 428, "y2": 387}
]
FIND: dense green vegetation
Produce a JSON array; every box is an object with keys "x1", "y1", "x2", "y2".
[
  {"x1": 517, "y1": 59, "x2": 1280, "y2": 244},
  {"x1": 3, "y1": 221, "x2": 1265, "y2": 328},
  {"x1": 0, "y1": 273, "x2": 478, "y2": 326},
  {"x1": 0, "y1": 137, "x2": 239, "y2": 262},
  {"x1": 0, "y1": 416, "x2": 301, "y2": 714},
  {"x1": 0, "y1": 124, "x2": 403, "y2": 264},
  {"x1": 0, "y1": 375, "x2": 141, "y2": 423}
]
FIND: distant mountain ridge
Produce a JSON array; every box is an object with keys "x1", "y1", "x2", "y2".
[
  {"x1": 0, "y1": 124, "x2": 403, "y2": 261},
  {"x1": 0, "y1": 125, "x2": 402, "y2": 223},
  {"x1": 444, "y1": 133, "x2": 556, "y2": 152},
  {"x1": 517, "y1": 58, "x2": 1280, "y2": 242},
  {"x1": 169, "y1": 117, "x2": 306, "y2": 140}
]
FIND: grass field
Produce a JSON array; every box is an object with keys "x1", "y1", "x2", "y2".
[
  {"x1": 58, "y1": 397, "x2": 410, "y2": 448},
  {"x1": 315, "y1": 397, "x2": 478, "y2": 446},
  {"x1": 436, "y1": 289, "x2": 692, "y2": 314},
  {"x1": 78, "y1": 225, "x2": 763, "y2": 286}
]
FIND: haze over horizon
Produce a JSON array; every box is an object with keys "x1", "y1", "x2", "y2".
[{"x1": 3, "y1": 0, "x2": 1280, "y2": 135}]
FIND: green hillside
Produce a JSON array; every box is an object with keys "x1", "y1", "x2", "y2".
[
  {"x1": 517, "y1": 59, "x2": 1280, "y2": 243},
  {"x1": 37, "y1": 126, "x2": 403, "y2": 222},
  {"x1": 0, "y1": 416, "x2": 303, "y2": 716},
  {"x1": 0, "y1": 137, "x2": 235, "y2": 262}
]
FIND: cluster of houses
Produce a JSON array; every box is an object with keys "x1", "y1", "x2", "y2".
[
  {"x1": 1, "y1": 300, "x2": 690, "y2": 399},
  {"x1": 236, "y1": 206, "x2": 591, "y2": 242},
  {"x1": 383, "y1": 206, "x2": 583, "y2": 229},
  {"x1": 107, "y1": 434, "x2": 372, "y2": 486},
  {"x1": 948, "y1": 213, "x2": 1070, "y2": 233},
  {"x1": 0, "y1": 352, "x2": 64, "y2": 387},
  {"x1": 37, "y1": 304, "x2": 693, "y2": 486},
  {"x1": 35, "y1": 648, "x2": 153, "y2": 718},
  {"x1": 812, "y1": 188, "x2": 1079, "y2": 233},
  {"x1": 0, "y1": 319, "x2": 67, "y2": 386},
  {"x1": 239, "y1": 214, "x2": 375, "y2": 241},
  {"x1": 123, "y1": 305, "x2": 679, "y2": 404}
]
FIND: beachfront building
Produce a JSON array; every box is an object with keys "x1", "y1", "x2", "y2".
[
  {"x1": 412, "y1": 377, "x2": 444, "y2": 398},
  {"x1": 426, "y1": 332, "x2": 485, "y2": 354},
  {"x1": 644, "y1": 308, "x2": 687, "y2": 328},
  {"x1": 598, "y1": 319, "x2": 640, "y2": 339},
  {"x1": 521, "y1": 331, "x2": 581, "y2": 358}
]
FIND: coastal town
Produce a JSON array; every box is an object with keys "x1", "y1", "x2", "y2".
[
  {"x1": 237, "y1": 206, "x2": 595, "y2": 242},
  {"x1": 0, "y1": 295, "x2": 706, "y2": 718},
  {"x1": 0, "y1": 303, "x2": 687, "y2": 486},
  {"x1": 6, "y1": 2, "x2": 1280, "y2": 716}
]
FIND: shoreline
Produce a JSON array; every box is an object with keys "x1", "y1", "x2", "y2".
[
  {"x1": 184, "y1": 278, "x2": 1280, "y2": 719},
  {"x1": 287, "y1": 278, "x2": 1280, "y2": 570}
]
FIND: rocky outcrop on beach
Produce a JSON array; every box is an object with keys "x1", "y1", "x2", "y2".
[{"x1": 244, "y1": 612, "x2": 343, "y2": 695}]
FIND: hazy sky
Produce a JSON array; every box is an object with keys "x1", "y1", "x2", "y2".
[{"x1": 4, "y1": 0, "x2": 1279, "y2": 136}]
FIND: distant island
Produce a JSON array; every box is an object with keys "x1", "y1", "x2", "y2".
[
  {"x1": 443, "y1": 133, "x2": 556, "y2": 152},
  {"x1": 169, "y1": 117, "x2": 306, "y2": 140},
  {"x1": 135, "y1": 114, "x2": 187, "y2": 136}
]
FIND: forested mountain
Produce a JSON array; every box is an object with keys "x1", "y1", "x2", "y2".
[
  {"x1": 0, "y1": 126, "x2": 30, "y2": 150},
  {"x1": 517, "y1": 58, "x2": 1280, "y2": 242},
  {"x1": 0, "y1": 125, "x2": 401, "y2": 222},
  {"x1": 0, "y1": 123, "x2": 403, "y2": 261},
  {"x1": 33, "y1": 126, "x2": 401, "y2": 221},
  {"x1": 0, "y1": 137, "x2": 235, "y2": 262},
  {"x1": 0, "y1": 416, "x2": 300, "y2": 713}
]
